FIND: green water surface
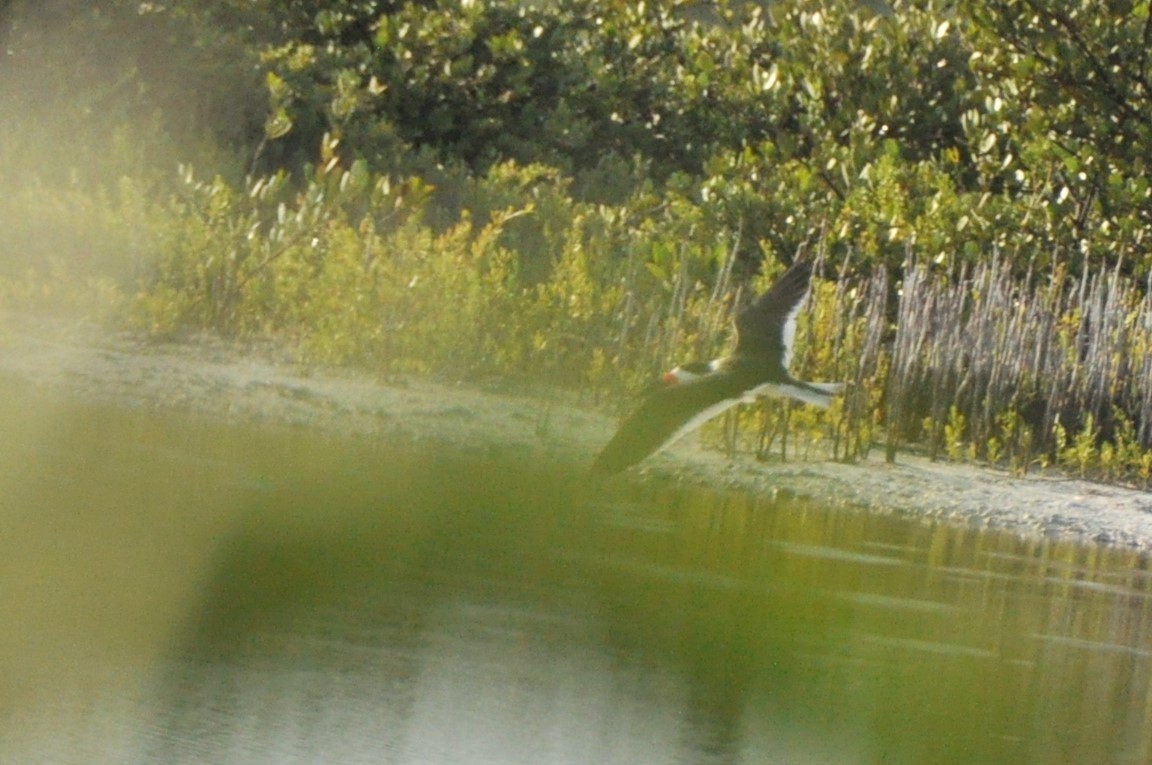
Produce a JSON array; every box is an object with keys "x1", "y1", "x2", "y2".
[{"x1": 2, "y1": 385, "x2": 1150, "y2": 765}]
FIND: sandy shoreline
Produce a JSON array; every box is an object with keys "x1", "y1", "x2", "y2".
[{"x1": 3, "y1": 316, "x2": 1152, "y2": 551}]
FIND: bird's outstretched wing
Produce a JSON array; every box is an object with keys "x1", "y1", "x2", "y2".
[
  {"x1": 733, "y1": 260, "x2": 812, "y2": 370},
  {"x1": 590, "y1": 372, "x2": 748, "y2": 477}
]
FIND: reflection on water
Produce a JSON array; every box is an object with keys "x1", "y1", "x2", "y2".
[{"x1": 3, "y1": 386, "x2": 1152, "y2": 765}]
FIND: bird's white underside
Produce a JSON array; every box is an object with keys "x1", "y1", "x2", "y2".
[
  {"x1": 655, "y1": 380, "x2": 844, "y2": 458},
  {"x1": 780, "y1": 287, "x2": 807, "y2": 370}
]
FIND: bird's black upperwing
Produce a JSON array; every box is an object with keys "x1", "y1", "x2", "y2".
[
  {"x1": 733, "y1": 260, "x2": 812, "y2": 367},
  {"x1": 590, "y1": 372, "x2": 750, "y2": 477}
]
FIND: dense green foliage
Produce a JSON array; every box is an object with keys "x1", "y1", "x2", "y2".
[{"x1": 2, "y1": 0, "x2": 1152, "y2": 480}]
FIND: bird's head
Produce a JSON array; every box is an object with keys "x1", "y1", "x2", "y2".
[{"x1": 660, "y1": 360, "x2": 719, "y2": 386}]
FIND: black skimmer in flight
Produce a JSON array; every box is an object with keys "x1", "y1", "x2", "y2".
[{"x1": 591, "y1": 260, "x2": 842, "y2": 476}]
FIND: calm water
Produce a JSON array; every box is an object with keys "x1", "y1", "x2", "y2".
[{"x1": 3, "y1": 386, "x2": 1152, "y2": 765}]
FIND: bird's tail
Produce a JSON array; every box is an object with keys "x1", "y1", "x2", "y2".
[{"x1": 772, "y1": 381, "x2": 844, "y2": 409}]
